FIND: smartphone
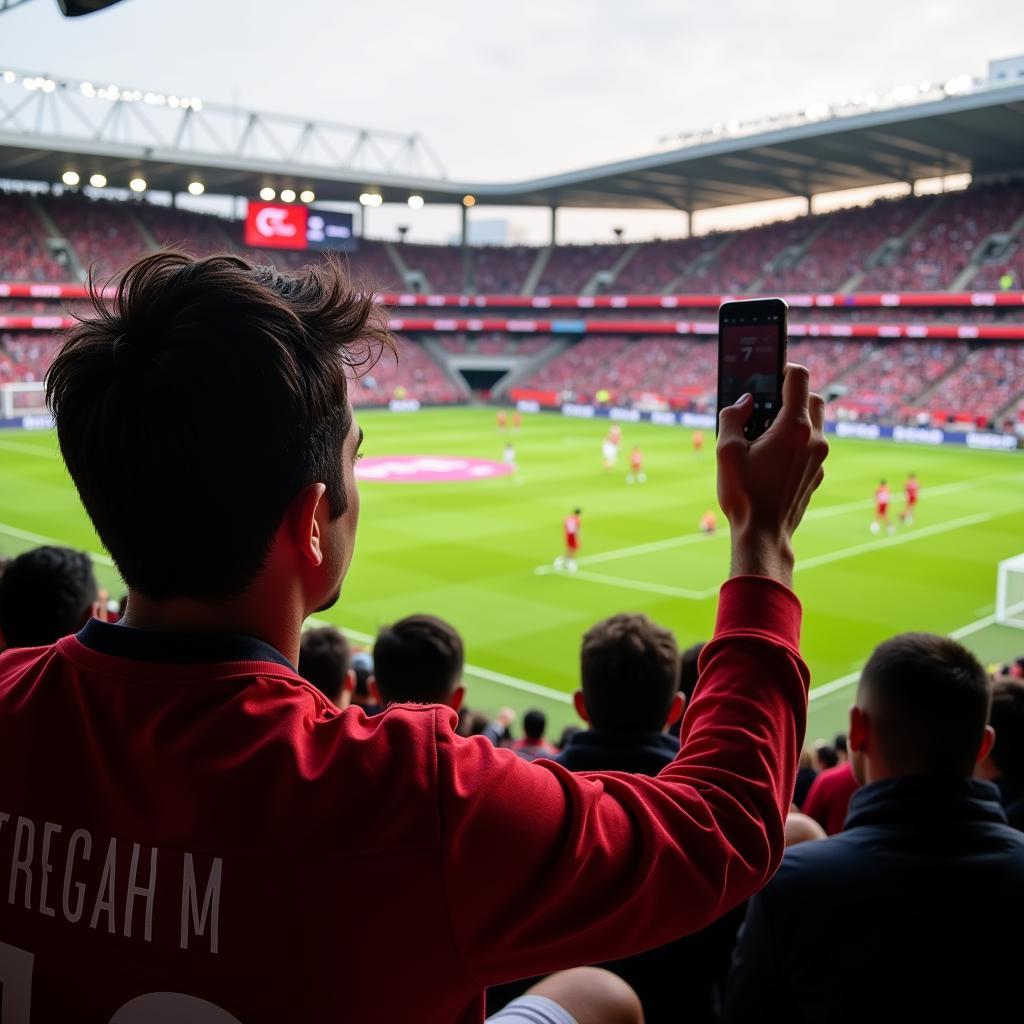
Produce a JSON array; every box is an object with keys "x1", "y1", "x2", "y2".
[{"x1": 717, "y1": 297, "x2": 788, "y2": 441}]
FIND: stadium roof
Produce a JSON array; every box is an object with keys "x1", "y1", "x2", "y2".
[{"x1": 1, "y1": 71, "x2": 1023, "y2": 211}]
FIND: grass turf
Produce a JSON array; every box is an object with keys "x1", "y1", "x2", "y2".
[{"x1": 1, "y1": 407, "x2": 1022, "y2": 742}]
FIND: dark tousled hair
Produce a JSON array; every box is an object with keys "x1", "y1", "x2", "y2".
[
  {"x1": 580, "y1": 613, "x2": 680, "y2": 733},
  {"x1": 46, "y1": 250, "x2": 392, "y2": 599},
  {"x1": 372, "y1": 614, "x2": 464, "y2": 706},
  {"x1": 988, "y1": 680, "x2": 1024, "y2": 778},
  {"x1": 858, "y1": 633, "x2": 991, "y2": 777},
  {"x1": 299, "y1": 625, "x2": 352, "y2": 705}
]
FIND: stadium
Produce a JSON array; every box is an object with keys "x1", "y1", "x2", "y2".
[{"x1": 1, "y1": 1, "x2": 1024, "y2": 1020}]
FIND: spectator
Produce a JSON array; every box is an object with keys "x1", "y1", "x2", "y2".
[
  {"x1": 976, "y1": 679, "x2": 1024, "y2": 830},
  {"x1": 793, "y1": 748, "x2": 817, "y2": 809},
  {"x1": 724, "y1": 633, "x2": 1024, "y2": 1022},
  {"x1": 370, "y1": 613, "x2": 465, "y2": 710},
  {"x1": 557, "y1": 724, "x2": 582, "y2": 750},
  {"x1": 491, "y1": 967, "x2": 642, "y2": 1024},
  {"x1": 556, "y1": 613, "x2": 682, "y2": 774},
  {"x1": 802, "y1": 749, "x2": 860, "y2": 835},
  {"x1": 811, "y1": 739, "x2": 838, "y2": 771},
  {"x1": 0, "y1": 251, "x2": 827, "y2": 1021},
  {"x1": 0, "y1": 545, "x2": 99, "y2": 649},
  {"x1": 550, "y1": 613, "x2": 739, "y2": 1023},
  {"x1": 298, "y1": 625, "x2": 355, "y2": 707},
  {"x1": 669, "y1": 639, "x2": 704, "y2": 739},
  {"x1": 349, "y1": 650, "x2": 382, "y2": 716},
  {"x1": 513, "y1": 708, "x2": 558, "y2": 760},
  {"x1": 833, "y1": 733, "x2": 848, "y2": 762}
]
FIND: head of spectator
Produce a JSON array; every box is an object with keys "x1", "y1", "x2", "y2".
[
  {"x1": 45, "y1": 251, "x2": 390, "y2": 664},
  {"x1": 298, "y1": 625, "x2": 354, "y2": 708},
  {"x1": 833, "y1": 734, "x2": 848, "y2": 763},
  {"x1": 784, "y1": 811, "x2": 827, "y2": 847},
  {"x1": 523, "y1": 709, "x2": 547, "y2": 742},
  {"x1": 670, "y1": 640, "x2": 704, "y2": 738},
  {"x1": 812, "y1": 740, "x2": 839, "y2": 772},
  {"x1": 349, "y1": 651, "x2": 375, "y2": 704},
  {"x1": 849, "y1": 633, "x2": 993, "y2": 785},
  {"x1": 0, "y1": 546, "x2": 99, "y2": 649},
  {"x1": 976, "y1": 680, "x2": 1024, "y2": 785},
  {"x1": 575, "y1": 613, "x2": 683, "y2": 734},
  {"x1": 370, "y1": 614, "x2": 465, "y2": 710},
  {"x1": 558, "y1": 724, "x2": 582, "y2": 750}
]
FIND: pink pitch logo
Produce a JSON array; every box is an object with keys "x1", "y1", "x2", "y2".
[{"x1": 355, "y1": 455, "x2": 513, "y2": 484}]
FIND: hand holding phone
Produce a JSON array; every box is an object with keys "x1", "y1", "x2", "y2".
[{"x1": 717, "y1": 298, "x2": 788, "y2": 441}]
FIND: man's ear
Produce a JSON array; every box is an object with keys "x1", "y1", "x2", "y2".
[
  {"x1": 369, "y1": 676, "x2": 383, "y2": 706},
  {"x1": 449, "y1": 685, "x2": 465, "y2": 712},
  {"x1": 289, "y1": 482, "x2": 329, "y2": 567},
  {"x1": 573, "y1": 690, "x2": 590, "y2": 724},
  {"x1": 848, "y1": 705, "x2": 868, "y2": 753},
  {"x1": 665, "y1": 693, "x2": 685, "y2": 728},
  {"x1": 337, "y1": 669, "x2": 356, "y2": 710},
  {"x1": 977, "y1": 724, "x2": 996, "y2": 765}
]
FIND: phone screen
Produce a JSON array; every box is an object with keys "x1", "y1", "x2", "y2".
[{"x1": 718, "y1": 299, "x2": 787, "y2": 440}]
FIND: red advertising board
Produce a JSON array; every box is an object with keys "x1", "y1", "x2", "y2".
[{"x1": 244, "y1": 203, "x2": 308, "y2": 250}]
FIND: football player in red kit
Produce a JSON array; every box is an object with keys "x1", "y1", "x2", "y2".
[
  {"x1": 871, "y1": 479, "x2": 893, "y2": 534},
  {"x1": 497, "y1": 409, "x2": 507, "y2": 430},
  {"x1": 899, "y1": 473, "x2": 919, "y2": 525},
  {"x1": 693, "y1": 429, "x2": 705, "y2": 454},
  {"x1": 555, "y1": 508, "x2": 582, "y2": 571},
  {"x1": 626, "y1": 446, "x2": 646, "y2": 484}
]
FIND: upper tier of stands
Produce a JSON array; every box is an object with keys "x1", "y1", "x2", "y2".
[{"x1": 3, "y1": 179, "x2": 1023, "y2": 295}]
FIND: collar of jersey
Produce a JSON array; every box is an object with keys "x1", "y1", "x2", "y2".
[{"x1": 76, "y1": 618, "x2": 295, "y2": 670}]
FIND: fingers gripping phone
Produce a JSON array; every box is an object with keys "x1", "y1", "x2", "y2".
[{"x1": 717, "y1": 297, "x2": 788, "y2": 441}]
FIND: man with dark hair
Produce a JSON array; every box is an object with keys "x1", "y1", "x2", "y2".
[
  {"x1": 349, "y1": 649, "x2": 382, "y2": 716},
  {"x1": 724, "y1": 633, "x2": 1024, "y2": 1021},
  {"x1": 557, "y1": 614, "x2": 682, "y2": 774},
  {"x1": 0, "y1": 545, "x2": 100, "y2": 649},
  {"x1": 550, "y1": 615, "x2": 743, "y2": 1023},
  {"x1": 513, "y1": 708, "x2": 557, "y2": 760},
  {"x1": 976, "y1": 678, "x2": 1024, "y2": 830},
  {"x1": 371, "y1": 613, "x2": 465, "y2": 709},
  {"x1": 0, "y1": 249, "x2": 828, "y2": 1023},
  {"x1": 298, "y1": 625, "x2": 354, "y2": 707}
]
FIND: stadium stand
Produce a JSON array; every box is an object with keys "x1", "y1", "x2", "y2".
[
  {"x1": 922, "y1": 343, "x2": 1024, "y2": 424},
  {"x1": 471, "y1": 245, "x2": 538, "y2": 293},
  {"x1": 973, "y1": 239, "x2": 1024, "y2": 290},
  {"x1": 348, "y1": 335, "x2": 461, "y2": 406},
  {"x1": 0, "y1": 333, "x2": 63, "y2": 383},
  {"x1": 43, "y1": 195, "x2": 149, "y2": 278},
  {"x1": 0, "y1": 194, "x2": 66, "y2": 282},
  {"x1": 831, "y1": 341, "x2": 969, "y2": 419},
  {"x1": 860, "y1": 182, "x2": 1024, "y2": 291},
  {"x1": 536, "y1": 244, "x2": 625, "y2": 294},
  {"x1": 396, "y1": 242, "x2": 466, "y2": 293},
  {"x1": 612, "y1": 236, "x2": 722, "y2": 293}
]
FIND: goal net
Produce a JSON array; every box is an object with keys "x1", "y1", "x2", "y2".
[
  {"x1": 0, "y1": 381, "x2": 49, "y2": 423},
  {"x1": 997, "y1": 554, "x2": 1024, "y2": 630}
]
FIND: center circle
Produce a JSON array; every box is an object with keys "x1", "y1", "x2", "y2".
[{"x1": 355, "y1": 454, "x2": 514, "y2": 484}]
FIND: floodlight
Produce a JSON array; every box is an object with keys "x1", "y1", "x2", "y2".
[
  {"x1": 129, "y1": 177, "x2": 147, "y2": 193},
  {"x1": 462, "y1": 195, "x2": 476, "y2": 207},
  {"x1": 280, "y1": 188, "x2": 296, "y2": 203},
  {"x1": 61, "y1": 170, "x2": 80, "y2": 186},
  {"x1": 89, "y1": 173, "x2": 107, "y2": 188},
  {"x1": 299, "y1": 189, "x2": 315, "y2": 203},
  {"x1": 188, "y1": 181, "x2": 205, "y2": 196},
  {"x1": 259, "y1": 187, "x2": 276, "y2": 201},
  {"x1": 407, "y1": 194, "x2": 424, "y2": 209}
]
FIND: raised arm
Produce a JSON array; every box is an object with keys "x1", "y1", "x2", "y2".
[{"x1": 438, "y1": 365, "x2": 827, "y2": 986}]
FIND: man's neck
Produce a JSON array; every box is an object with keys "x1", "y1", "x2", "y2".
[{"x1": 120, "y1": 587, "x2": 304, "y2": 666}]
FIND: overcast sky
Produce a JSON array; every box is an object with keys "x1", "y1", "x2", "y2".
[{"x1": 2, "y1": 0, "x2": 1021, "y2": 242}]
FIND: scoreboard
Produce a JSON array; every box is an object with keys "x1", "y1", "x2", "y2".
[{"x1": 244, "y1": 203, "x2": 357, "y2": 252}]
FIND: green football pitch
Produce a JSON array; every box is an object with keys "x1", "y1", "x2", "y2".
[{"x1": 2, "y1": 408, "x2": 1022, "y2": 742}]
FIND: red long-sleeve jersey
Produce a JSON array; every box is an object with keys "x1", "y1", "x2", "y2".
[{"x1": 0, "y1": 576, "x2": 807, "y2": 1022}]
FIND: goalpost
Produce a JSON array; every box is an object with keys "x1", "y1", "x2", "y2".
[
  {"x1": 0, "y1": 381, "x2": 49, "y2": 422},
  {"x1": 996, "y1": 554, "x2": 1024, "y2": 630}
]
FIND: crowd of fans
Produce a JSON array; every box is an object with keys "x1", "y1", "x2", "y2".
[
  {"x1": 2, "y1": 535, "x2": 1023, "y2": 1022},
  {"x1": 0, "y1": 194, "x2": 67, "y2": 281}
]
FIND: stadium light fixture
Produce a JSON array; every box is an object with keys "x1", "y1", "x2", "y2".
[
  {"x1": 359, "y1": 192, "x2": 383, "y2": 207},
  {"x1": 259, "y1": 187, "x2": 276, "y2": 201},
  {"x1": 407, "y1": 194, "x2": 424, "y2": 209},
  {"x1": 61, "y1": 170, "x2": 80, "y2": 187},
  {"x1": 299, "y1": 189, "x2": 315, "y2": 203},
  {"x1": 187, "y1": 181, "x2": 205, "y2": 196},
  {"x1": 462, "y1": 194, "x2": 476, "y2": 207},
  {"x1": 129, "y1": 177, "x2": 147, "y2": 193},
  {"x1": 89, "y1": 172, "x2": 107, "y2": 188},
  {"x1": 280, "y1": 188, "x2": 296, "y2": 203}
]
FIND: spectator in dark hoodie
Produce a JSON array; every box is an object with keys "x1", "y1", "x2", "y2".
[{"x1": 976, "y1": 678, "x2": 1024, "y2": 830}]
